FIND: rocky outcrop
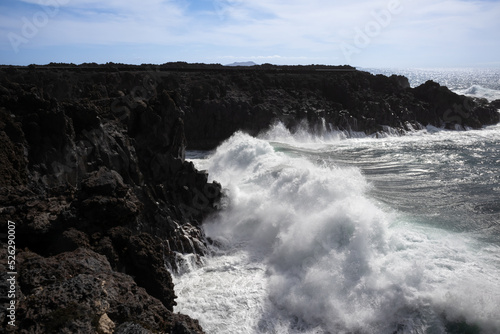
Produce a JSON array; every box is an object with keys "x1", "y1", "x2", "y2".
[
  {"x1": 412, "y1": 80, "x2": 500, "y2": 129},
  {"x1": 13, "y1": 248, "x2": 203, "y2": 334},
  {"x1": 0, "y1": 63, "x2": 498, "y2": 332},
  {"x1": 0, "y1": 66, "x2": 221, "y2": 333},
  {"x1": 175, "y1": 71, "x2": 499, "y2": 148}
]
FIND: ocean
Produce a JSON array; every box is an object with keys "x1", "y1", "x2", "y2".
[{"x1": 173, "y1": 69, "x2": 500, "y2": 334}]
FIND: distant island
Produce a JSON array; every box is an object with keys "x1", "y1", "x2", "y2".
[{"x1": 225, "y1": 61, "x2": 258, "y2": 66}]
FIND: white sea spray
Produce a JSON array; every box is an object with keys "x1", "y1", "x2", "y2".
[{"x1": 175, "y1": 126, "x2": 500, "y2": 334}]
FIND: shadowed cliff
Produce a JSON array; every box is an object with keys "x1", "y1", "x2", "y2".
[{"x1": 0, "y1": 64, "x2": 222, "y2": 333}]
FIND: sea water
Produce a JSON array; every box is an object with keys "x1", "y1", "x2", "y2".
[
  {"x1": 174, "y1": 69, "x2": 500, "y2": 334},
  {"x1": 364, "y1": 67, "x2": 500, "y2": 102}
]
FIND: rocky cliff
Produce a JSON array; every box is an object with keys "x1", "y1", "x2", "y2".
[
  {"x1": 173, "y1": 67, "x2": 498, "y2": 148},
  {"x1": 0, "y1": 65, "x2": 221, "y2": 333},
  {"x1": 0, "y1": 63, "x2": 498, "y2": 333}
]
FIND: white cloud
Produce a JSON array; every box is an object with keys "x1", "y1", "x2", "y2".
[{"x1": 2, "y1": 0, "x2": 500, "y2": 66}]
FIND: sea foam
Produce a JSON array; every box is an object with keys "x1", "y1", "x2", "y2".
[
  {"x1": 456, "y1": 85, "x2": 500, "y2": 102},
  {"x1": 175, "y1": 130, "x2": 500, "y2": 334}
]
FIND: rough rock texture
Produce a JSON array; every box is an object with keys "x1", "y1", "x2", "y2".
[
  {"x1": 171, "y1": 69, "x2": 499, "y2": 148},
  {"x1": 13, "y1": 248, "x2": 203, "y2": 334},
  {"x1": 0, "y1": 65, "x2": 223, "y2": 333},
  {"x1": 0, "y1": 63, "x2": 498, "y2": 332}
]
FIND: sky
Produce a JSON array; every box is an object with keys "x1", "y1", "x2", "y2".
[{"x1": 1, "y1": 0, "x2": 500, "y2": 68}]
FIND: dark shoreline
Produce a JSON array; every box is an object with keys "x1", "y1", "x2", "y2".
[{"x1": 1, "y1": 63, "x2": 499, "y2": 333}]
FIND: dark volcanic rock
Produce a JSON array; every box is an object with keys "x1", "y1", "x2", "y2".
[
  {"x1": 0, "y1": 67, "x2": 224, "y2": 333},
  {"x1": 413, "y1": 80, "x2": 499, "y2": 129},
  {"x1": 490, "y1": 99, "x2": 500, "y2": 109},
  {"x1": 14, "y1": 248, "x2": 204, "y2": 334},
  {"x1": 0, "y1": 107, "x2": 28, "y2": 187},
  {"x1": 169, "y1": 69, "x2": 498, "y2": 148}
]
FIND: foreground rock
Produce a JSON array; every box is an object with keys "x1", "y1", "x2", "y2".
[
  {"x1": 0, "y1": 65, "x2": 222, "y2": 332},
  {"x1": 13, "y1": 248, "x2": 203, "y2": 333}
]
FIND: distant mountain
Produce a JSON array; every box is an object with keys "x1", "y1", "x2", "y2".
[{"x1": 225, "y1": 61, "x2": 257, "y2": 67}]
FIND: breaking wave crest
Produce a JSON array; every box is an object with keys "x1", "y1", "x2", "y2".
[
  {"x1": 455, "y1": 85, "x2": 500, "y2": 102},
  {"x1": 174, "y1": 130, "x2": 500, "y2": 334}
]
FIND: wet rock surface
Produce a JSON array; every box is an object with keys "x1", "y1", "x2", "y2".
[{"x1": 0, "y1": 63, "x2": 498, "y2": 332}]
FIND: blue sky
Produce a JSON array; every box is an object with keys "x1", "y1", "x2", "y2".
[{"x1": 1, "y1": 0, "x2": 499, "y2": 67}]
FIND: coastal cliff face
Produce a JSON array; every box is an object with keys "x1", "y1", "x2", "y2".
[
  {"x1": 170, "y1": 67, "x2": 498, "y2": 148},
  {"x1": 0, "y1": 66, "x2": 221, "y2": 333},
  {"x1": 0, "y1": 64, "x2": 499, "y2": 333}
]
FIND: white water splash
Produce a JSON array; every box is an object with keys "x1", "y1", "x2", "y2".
[
  {"x1": 175, "y1": 130, "x2": 500, "y2": 334},
  {"x1": 456, "y1": 85, "x2": 500, "y2": 102}
]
